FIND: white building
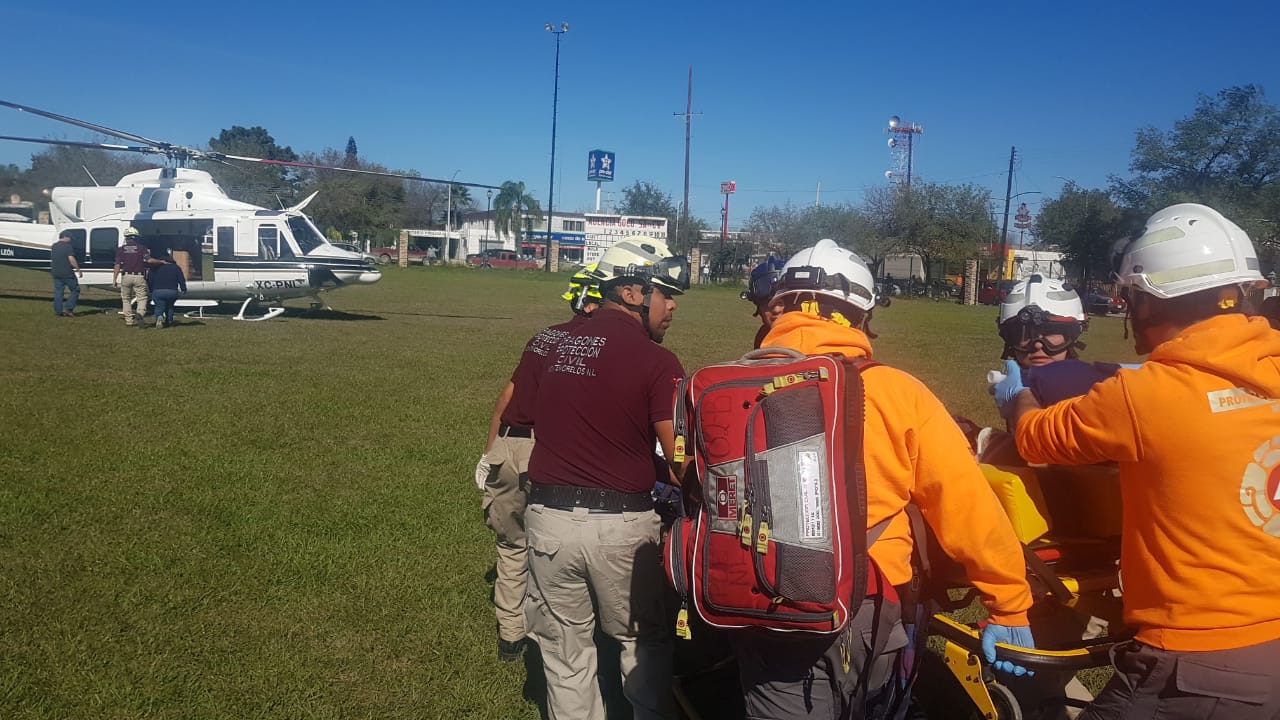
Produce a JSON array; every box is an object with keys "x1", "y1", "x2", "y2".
[
  {"x1": 456, "y1": 210, "x2": 667, "y2": 265},
  {"x1": 1010, "y1": 248, "x2": 1067, "y2": 281}
]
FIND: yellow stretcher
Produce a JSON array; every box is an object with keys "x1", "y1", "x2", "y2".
[{"x1": 919, "y1": 462, "x2": 1126, "y2": 720}]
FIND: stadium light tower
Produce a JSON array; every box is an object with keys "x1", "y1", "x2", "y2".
[
  {"x1": 543, "y1": 22, "x2": 569, "y2": 272},
  {"x1": 885, "y1": 115, "x2": 923, "y2": 188}
]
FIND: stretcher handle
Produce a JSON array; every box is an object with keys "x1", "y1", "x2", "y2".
[{"x1": 929, "y1": 615, "x2": 1118, "y2": 673}]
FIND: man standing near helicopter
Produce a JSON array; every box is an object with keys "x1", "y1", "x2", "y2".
[
  {"x1": 112, "y1": 226, "x2": 152, "y2": 327},
  {"x1": 50, "y1": 229, "x2": 83, "y2": 317}
]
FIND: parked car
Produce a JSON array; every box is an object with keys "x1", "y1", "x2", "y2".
[
  {"x1": 1087, "y1": 293, "x2": 1127, "y2": 316},
  {"x1": 369, "y1": 245, "x2": 433, "y2": 265},
  {"x1": 466, "y1": 249, "x2": 540, "y2": 270},
  {"x1": 978, "y1": 279, "x2": 1018, "y2": 305},
  {"x1": 331, "y1": 242, "x2": 377, "y2": 265}
]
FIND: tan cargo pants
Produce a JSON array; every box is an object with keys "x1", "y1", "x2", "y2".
[
  {"x1": 119, "y1": 274, "x2": 149, "y2": 325},
  {"x1": 525, "y1": 503, "x2": 672, "y2": 720},
  {"x1": 482, "y1": 434, "x2": 534, "y2": 643}
]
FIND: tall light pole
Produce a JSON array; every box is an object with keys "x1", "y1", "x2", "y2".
[
  {"x1": 484, "y1": 189, "x2": 493, "y2": 255},
  {"x1": 998, "y1": 147, "x2": 1017, "y2": 279},
  {"x1": 544, "y1": 22, "x2": 569, "y2": 272},
  {"x1": 444, "y1": 169, "x2": 459, "y2": 264}
]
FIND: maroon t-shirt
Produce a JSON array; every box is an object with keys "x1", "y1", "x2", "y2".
[
  {"x1": 114, "y1": 242, "x2": 150, "y2": 274},
  {"x1": 501, "y1": 314, "x2": 588, "y2": 428},
  {"x1": 528, "y1": 308, "x2": 685, "y2": 494}
]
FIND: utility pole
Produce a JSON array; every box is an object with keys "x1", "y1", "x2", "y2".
[
  {"x1": 673, "y1": 66, "x2": 701, "y2": 253},
  {"x1": 998, "y1": 146, "x2": 1016, "y2": 280}
]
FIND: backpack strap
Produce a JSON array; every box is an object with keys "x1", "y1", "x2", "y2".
[{"x1": 841, "y1": 357, "x2": 873, "y2": 606}]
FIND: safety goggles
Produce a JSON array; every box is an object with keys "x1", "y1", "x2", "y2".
[
  {"x1": 655, "y1": 256, "x2": 691, "y2": 292},
  {"x1": 999, "y1": 307, "x2": 1082, "y2": 354}
]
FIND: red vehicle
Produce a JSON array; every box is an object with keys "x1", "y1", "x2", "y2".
[
  {"x1": 978, "y1": 279, "x2": 1018, "y2": 305},
  {"x1": 370, "y1": 244, "x2": 433, "y2": 265},
  {"x1": 466, "y1": 249, "x2": 540, "y2": 270},
  {"x1": 1087, "y1": 293, "x2": 1127, "y2": 316}
]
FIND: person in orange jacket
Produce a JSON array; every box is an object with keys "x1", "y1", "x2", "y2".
[
  {"x1": 739, "y1": 239, "x2": 1034, "y2": 719},
  {"x1": 996, "y1": 203, "x2": 1280, "y2": 719}
]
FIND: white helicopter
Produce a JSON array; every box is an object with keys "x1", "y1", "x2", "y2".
[{"x1": 0, "y1": 101, "x2": 493, "y2": 320}]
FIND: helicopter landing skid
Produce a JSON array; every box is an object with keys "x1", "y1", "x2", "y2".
[{"x1": 235, "y1": 297, "x2": 285, "y2": 322}]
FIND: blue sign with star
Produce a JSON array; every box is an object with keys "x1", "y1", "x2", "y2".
[{"x1": 587, "y1": 150, "x2": 615, "y2": 182}]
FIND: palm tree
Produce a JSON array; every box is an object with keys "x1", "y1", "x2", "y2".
[{"x1": 493, "y1": 181, "x2": 542, "y2": 250}]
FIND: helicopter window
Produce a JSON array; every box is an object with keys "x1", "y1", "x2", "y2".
[
  {"x1": 89, "y1": 227, "x2": 119, "y2": 265},
  {"x1": 287, "y1": 216, "x2": 326, "y2": 254},
  {"x1": 258, "y1": 226, "x2": 279, "y2": 260},
  {"x1": 61, "y1": 228, "x2": 87, "y2": 265},
  {"x1": 216, "y1": 227, "x2": 234, "y2": 259}
]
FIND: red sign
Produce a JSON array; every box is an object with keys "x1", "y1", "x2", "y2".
[{"x1": 720, "y1": 181, "x2": 736, "y2": 194}]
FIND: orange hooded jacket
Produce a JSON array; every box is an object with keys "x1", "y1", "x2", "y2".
[
  {"x1": 1016, "y1": 314, "x2": 1280, "y2": 651},
  {"x1": 763, "y1": 312, "x2": 1032, "y2": 625}
]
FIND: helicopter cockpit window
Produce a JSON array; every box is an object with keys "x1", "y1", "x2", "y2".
[{"x1": 287, "y1": 216, "x2": 326, "y2": 255}]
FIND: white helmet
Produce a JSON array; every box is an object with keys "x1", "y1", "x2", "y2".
[
  {"x1": 1115, "y1": 203, "x2": 1266, "y2": 299},
  {"x1": 593, "y1": 237, "x2": 690, "y2": 296},
  {"x1": 771, "y1": 239, "x2": 876, "y2": 312},
  {"x1": 124, "y1": 226, "x2": 140, "y2": 238},
  {"x1": 997, "y1": 274, "x2": 1087, "y2": 357},
  {"x1": 998, "y1": 274, "x2": 1085, "y2": 324}
]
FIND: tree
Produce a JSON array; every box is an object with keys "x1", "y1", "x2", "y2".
[
  {"x1": 344, "y1": 137, "x2": 358, "y2": 167},
  {"x1": 743, "y1": 203, "x2": 802, "y2": 253},
  {"x1": 205, "y1": 126, "x2": 299, "y2": 209},
  {"x1": 25, "y1": 145, "x2": 154, "y2": 193},
  {"x1": 445, "y1": 184, "x2": 474, "y2": 229},
  {"x1": 297, "y1": 148, "x2": 406, "y2": 245},
  {"x1": 867, "y1": 182, "x2": 994, "y2": 281},
  {"x1": 859, "y1": 186, "x2": 907, "y2": 277},
  {"x1": 617, "y1": 180, "x2": 688, "y2": 249},
  {"x1": 1034, "y1": 187, "x2": 1132, "y2": 287},
  {"x1": 618, "y1": 180, "x2": 677, "y2": 219},
  {"x1": 493, "y1": 181, "x2": 541, "y2": 249},
  {"x1": 1112, "y1": 85, "x2": 1280, "y2": 268}
]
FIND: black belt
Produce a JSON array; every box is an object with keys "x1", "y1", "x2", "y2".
[
  {"x1": 121, "y1": 271, "x2": 145, "y2": 275},
  {"x1": 529, "y1": 483, "x2": 654, "y2": 513},
  {"x1": 499, "y1": 422, "x2": 533, "y2": 438}
]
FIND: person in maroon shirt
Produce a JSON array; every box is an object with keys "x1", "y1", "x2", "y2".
[
  {"x1": 111, "y1": 226, "x2": 156, "y2": 327},
  {"x1": 476, "y1": 268, "x2": 602, "y2": 662},
  {"x1": 525, "y1": 238, "x2": 690, "y2": 720}
]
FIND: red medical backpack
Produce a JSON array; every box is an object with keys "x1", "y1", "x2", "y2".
[{"x1": 664, "y1": 348, "x2": 885, "y2": 636}]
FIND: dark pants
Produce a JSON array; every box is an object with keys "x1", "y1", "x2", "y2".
[
  {"x1": 733, "y1": 596, "x2": 909, "y2": 719},
  {"x1": 1081, "y1": 637, "x2": 1280, "y2": 720},
  {"x1": 153, "y1": 289, "x2": 180, "y2": 325},
  {"x1": 53, "y1": 276, "x2": 79, "y2": 315}
]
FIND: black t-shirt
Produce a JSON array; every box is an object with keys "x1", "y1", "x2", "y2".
[
  {"x1": 528, "y1": 308, "x2": 684, "y2": 494},
  {"x1": 50, "y1": 241, "x2": 76, "y2": 278},
  {"x1": 502, "y1": 314, "x2": 588, "y2": 428}
]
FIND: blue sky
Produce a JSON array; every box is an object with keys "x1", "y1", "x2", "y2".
[{"x1": 4, "y1": 1, "x2": 1277, "y2": 229}]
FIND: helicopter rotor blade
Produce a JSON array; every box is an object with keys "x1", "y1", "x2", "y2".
[
  {"x1": 216, "y1": 154, "x2": 501, "y2": 190},
  {"x1": 0, "y1": 135, "x2": 166, "y2": 156},
  {"x1": 2, "y1": 99, "x2": 502, "y2": 189},
  {"x1": 0, "y1": 100, "x2": 171, "y2": 150}
]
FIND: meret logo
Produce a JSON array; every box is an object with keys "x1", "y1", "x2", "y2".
[{"x1": 1240, "y1": 435, "x2": 1280, "y2": 538}]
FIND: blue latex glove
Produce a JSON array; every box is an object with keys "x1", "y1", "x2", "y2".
[
  {"x1": 981, "y1": 623, "x2": 1036, "y2": 677},
  {"x1": 993, "y1": 359, "x2": 1029, "y2": 417}
]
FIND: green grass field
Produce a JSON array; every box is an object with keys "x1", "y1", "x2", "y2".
[{"x1": 0, "y1": 264, "x2": 1139, "y2": 719}]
